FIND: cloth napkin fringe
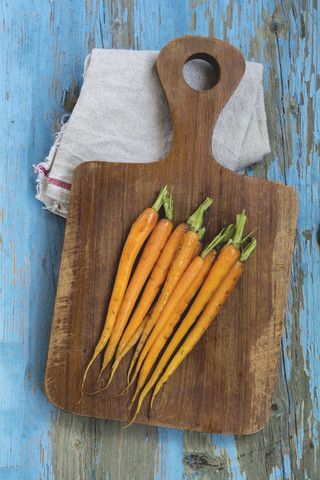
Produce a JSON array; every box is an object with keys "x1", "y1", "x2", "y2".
[{"x1": 33, "y1": 122, "x2": 69, "y2": 217}]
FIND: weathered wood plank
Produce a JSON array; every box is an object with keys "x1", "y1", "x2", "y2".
[{"x1": 49, "y1": 413, "x2": 159, "y2": 480}]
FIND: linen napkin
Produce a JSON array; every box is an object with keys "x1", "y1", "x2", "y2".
[{"x1": 34, "y1": 49, "x2": 271, "y2": 218}]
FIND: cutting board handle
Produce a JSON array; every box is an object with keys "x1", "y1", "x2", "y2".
[{"x1": 157, "y1": 35, "x2": 246, "y2": 165}]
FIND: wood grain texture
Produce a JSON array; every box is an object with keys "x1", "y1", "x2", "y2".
[
  {"x1": 1, "y1": 0, "x2": 319, "y2": 478},
  {"x1": 45, "y1": 36, "x2": 298, "y2": 435}
]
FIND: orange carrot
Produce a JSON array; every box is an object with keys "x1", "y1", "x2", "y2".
[
  {"x1": 125, "y1": 225, "x2": 205, "y2": 388},
  {"x1": 97, "y1": 193, "x2": 174, "y2": 379},
  {"x1": 117, "y1": 223, "x2": 189, "y2": 358},
  {"x1": 75, "y1": 187, "x2": 167, "y2": 405},
  {"x1": 191, "y1": 235, "x2": 204, "y2": 259},
  {"x1": 150, "y1": 238, "x2": 257, "y2": 406},
  {"x1": 126, "y1": 226, "x2": 232, "y2": 410},
  {"x1": 157, "y1": 209, "x2": 247, "y2": 339},
  {"x1": 126, "y1": 198, "x2": 212, "y2": 389},
  {"x1": 103, "y1": 222, "x2": 189, "y2": 386},
  {"x1": 123, "y1": 228, "x2": 205, "y2": 389},
  {"x1": 129, "y1": 226, "x2": 233, "y2": 405}
]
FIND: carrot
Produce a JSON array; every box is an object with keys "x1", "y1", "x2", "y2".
[
  {"x1": 125, "y1": 225, "x2": 206, "y2": 389},
  {"x1": 129, "y1": 226, "x2": 234, "y2": 407},
  {"x1": 89, "y1": 311, "x2": 152, "y2": 396},
  {"x1": 102, "y1": 222, "x2": 189, "y2": 387},
  {"x1": 125, "y1": 228, "x2": 206, "y2": 387},
  {"x1": 117, "y1": 194, "x2": 188, "y2": 360},
  {"x1": 151, "y1": 208, "x2": 246, "y2": 348},
  {"x1": 97, "y1": 191, "x2": 175, "y2": 379},
  {"x1": 126, "y1": 198, "x2": 212, "y2": 390},
  {"x1": 191, "y1": 232, "x2": 205, "y2": 259},
  {"x1": 75, "y1": 186, "x2": 167, "y2": 406},
  {"x1": 150, "y1": 238, "x2": 257, "y2": 406}
]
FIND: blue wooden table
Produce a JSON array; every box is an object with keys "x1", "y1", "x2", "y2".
[{"x1": 1, "y1": 1, "x2": 319, "y2": 478}]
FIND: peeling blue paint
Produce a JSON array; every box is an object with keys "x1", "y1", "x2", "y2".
[{"x1": 156, "y1": 427, "x2": 184, "y2": 480}]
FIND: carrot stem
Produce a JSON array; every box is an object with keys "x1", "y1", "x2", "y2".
[
  {"x1": 201, "y1": 224, "x2": 234, "y2": 258},
  {"x1": 163, "y1": 189, "x2": 174, "y2": 222},
  {"x1": 240, "y1": 226, "x2": 260, "y2": 245},
  {"x1": 152, "y1": 185, "x2": 168, "y2": 211},
  {"x1": 233, "y1": 209, "x2": 246, "y2": 247},
  {"x1": 240, "y1": 238, "x2": 257, "y2": 261},
  {"x1": 187, "y1": 198, "x2": 213, "y2": 232},
  {"x1": 197, "y1": 226, "x2": 206, "y2": 241}
]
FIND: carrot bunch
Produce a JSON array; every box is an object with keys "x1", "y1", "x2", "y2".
[
  {"x1": 76, "y1": 188, "x2": 258, "y2": 431},
  {"x1": 76, "y1": 188, "x2": 212, "y2": 402}
]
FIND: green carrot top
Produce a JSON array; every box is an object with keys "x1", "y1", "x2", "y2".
[
  {"x1": 152, "y1": 186, "x2": 168, "y2": 212},
  {"x1": 201, "y1": 224, "x2": 235, "y2": 258},
  {"x1": 231, "y1": 209, "x2": 247, "y2": 248},
  {"x1": 163, "y1": 189, "x2": 174, "y2": 222},
  {"x1": 197, "y1": 226, "x2": 206, "y2": 241},
  {"x1": 240, "y1": 238, "x2": 257, "y2": 262},
  {"x1": 187, "y1": 197, "x2": 213, "y2": 234}
]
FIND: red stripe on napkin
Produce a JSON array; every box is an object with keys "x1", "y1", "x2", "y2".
[{"x1": 48, "y1": 177, "x2": 72, "y2": 191}]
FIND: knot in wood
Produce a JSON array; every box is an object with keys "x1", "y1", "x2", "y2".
[
  {"x1": 183, "y1": 453, "x2": 225, "y2": 472},
  {"x1": 269, "y1": 21, "x2": 281, "y2": 35},
  {"x1": 73, "y1": 439, "x2": 82, "y2": 450}
]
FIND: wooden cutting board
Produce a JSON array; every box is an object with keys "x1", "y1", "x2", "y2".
[{"x1": 45, "y1": 35, "x2": 299, "y2": 434}]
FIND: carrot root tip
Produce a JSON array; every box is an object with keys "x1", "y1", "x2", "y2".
[
  {"x1": 97, "y1": 370, "x2": 104, "y2": 382},
  {"x1": 72, "y1": 392, "x2": 84, "y2": 412}
]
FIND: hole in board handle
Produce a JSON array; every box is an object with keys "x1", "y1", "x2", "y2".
[{"x1": 183, "y1": 53, "x2": 220, "y2": 91}]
